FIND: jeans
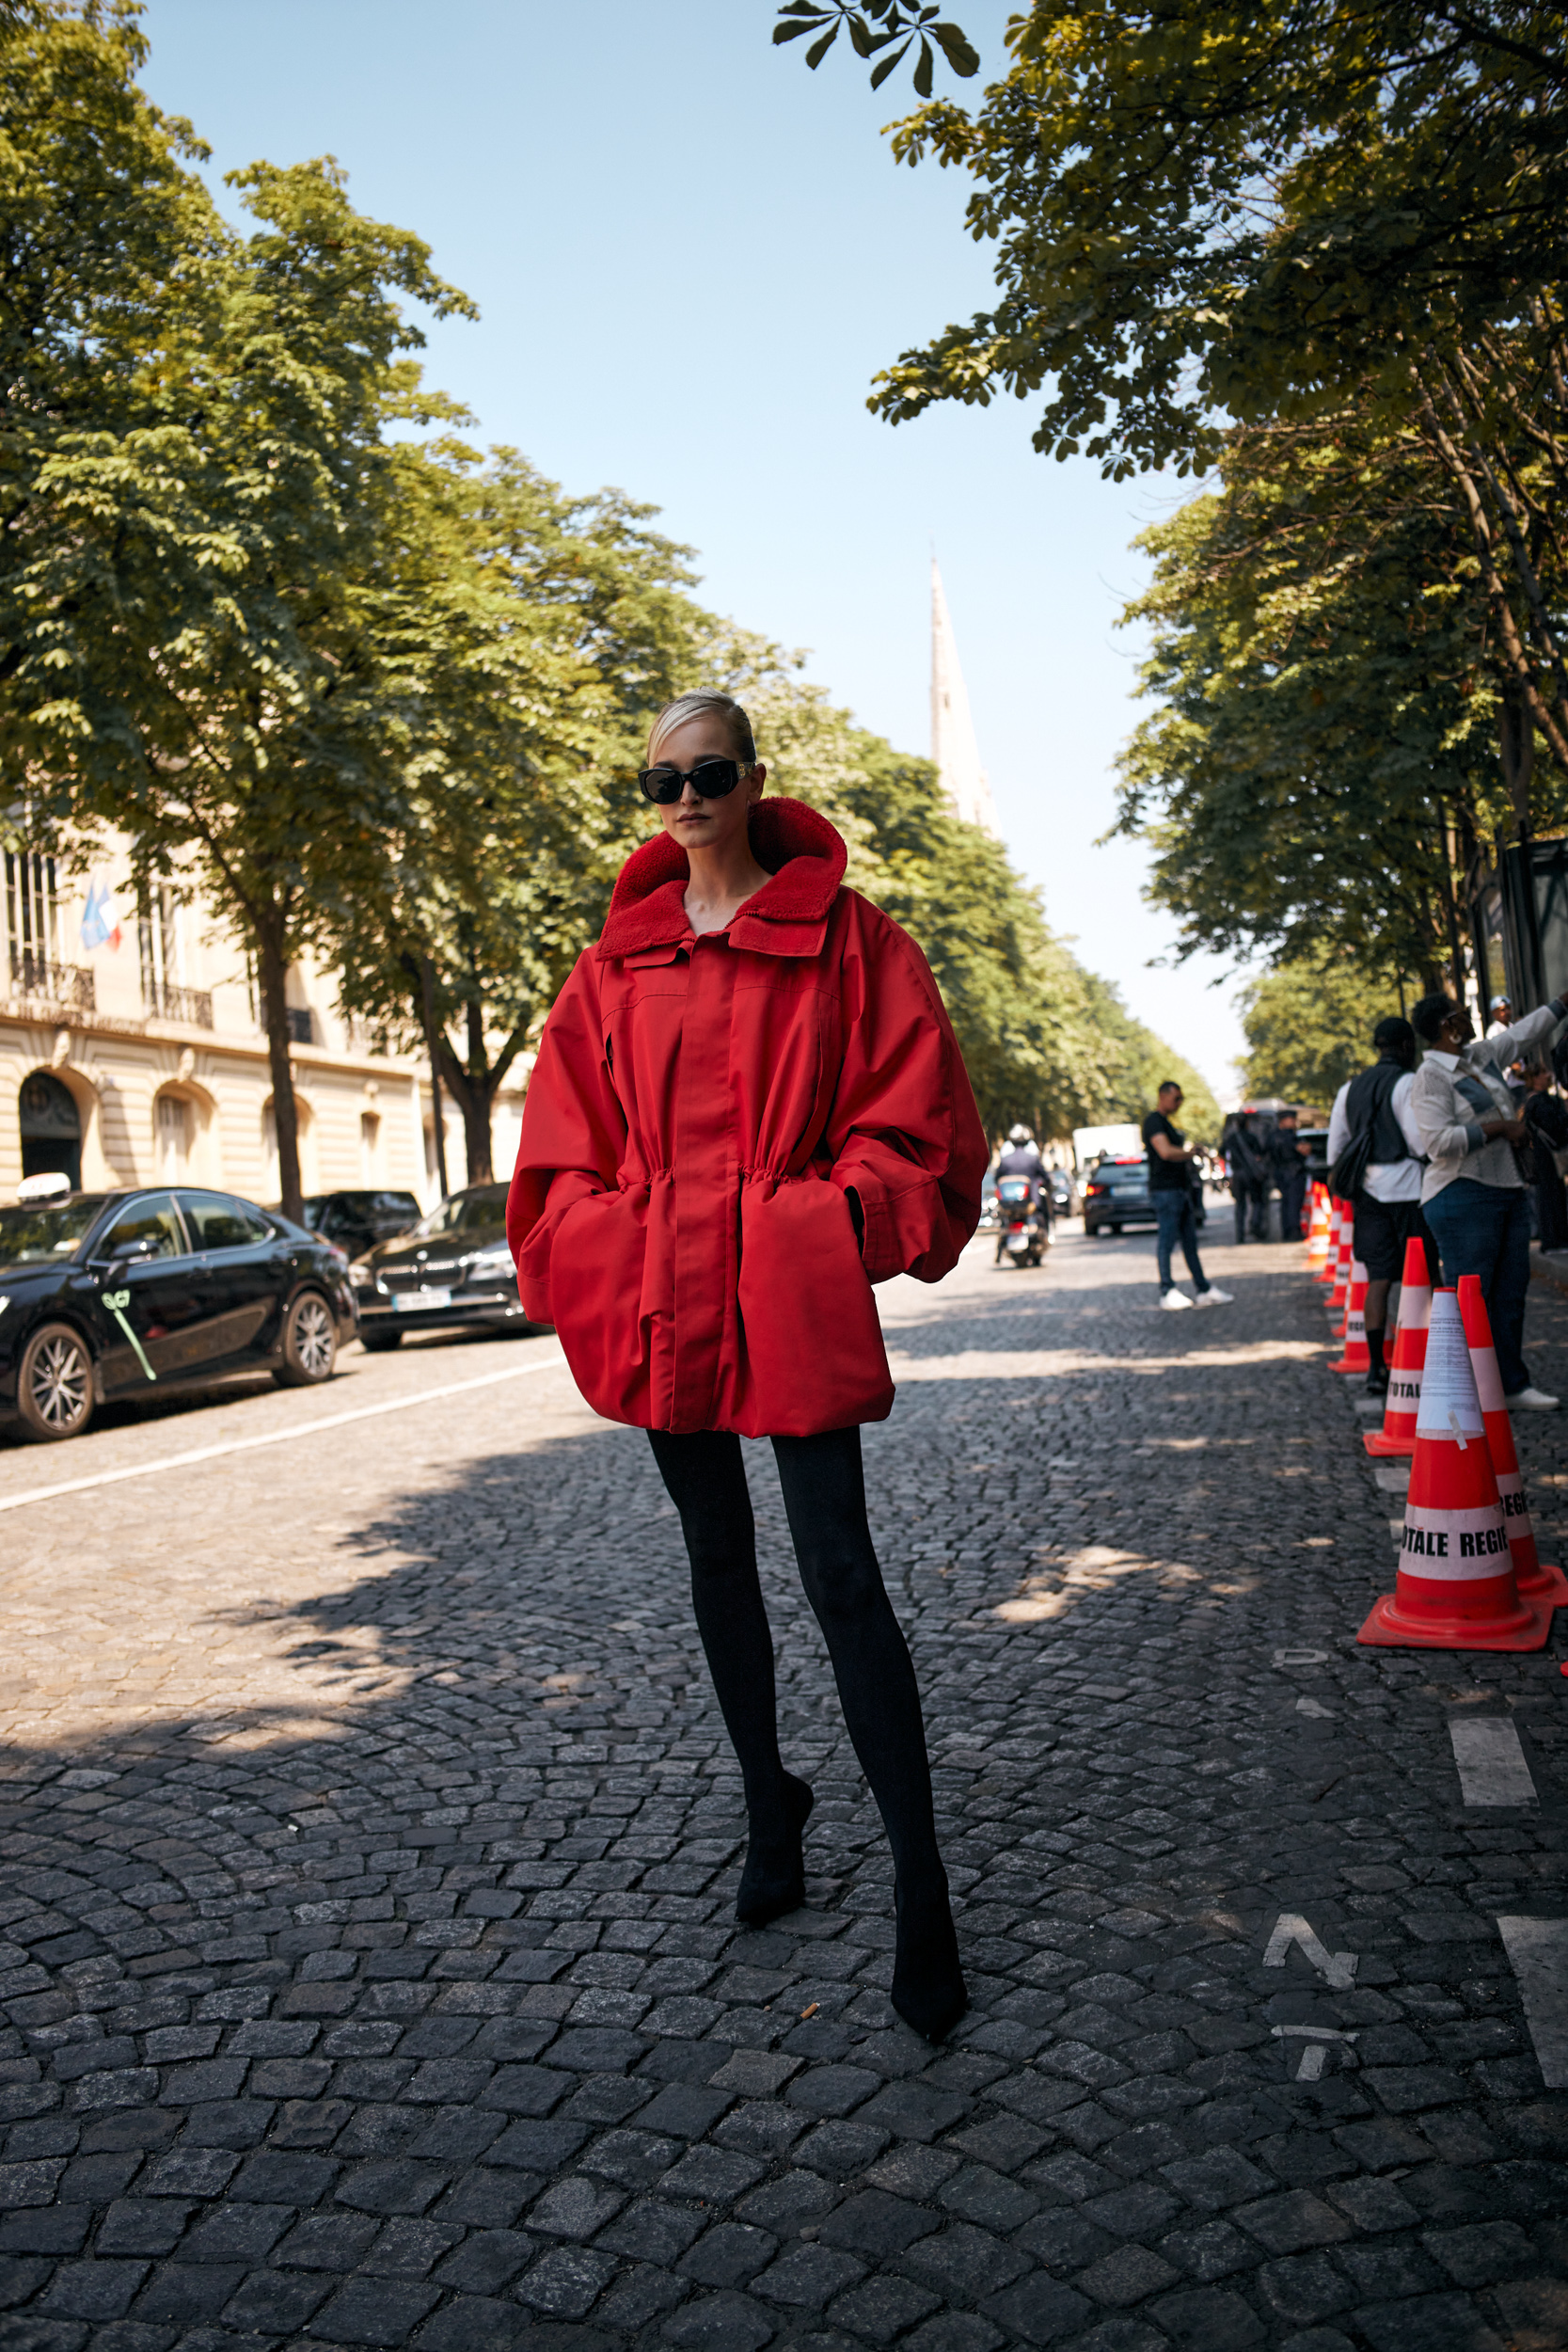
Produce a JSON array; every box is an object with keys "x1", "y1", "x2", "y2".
[
  {"x1": 1154, "y1": 1190, "x2": 1210, "y2": 1294},
  {"x1": 646, "y1": 1425, "x2": 946, "y2": 1899},
  {"x1": 1421, "y1": 1178, "x2": 1533, "y2": 1393}
]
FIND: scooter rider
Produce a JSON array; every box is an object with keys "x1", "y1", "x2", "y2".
[
  {"x1": 994, "y1": 1125, "x2": 1050, "y2": 1262},
  {"x1": 997, "y1": 1124, "x2": 1045, "y2": 1189}
]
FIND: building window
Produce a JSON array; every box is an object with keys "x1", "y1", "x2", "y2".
[
  {"x1": 155, "y1": 1092, "x2": 190, "y2": 1180},
  {"x1": 4, "y1": 850, "x2": 73, "y2": 994},
  {"x1": 138, "y1": 882, "x2": 182, "y2": 1002},
  {"x1": 359, "y1": 1111, "x2": 382, "y2": 1182}
]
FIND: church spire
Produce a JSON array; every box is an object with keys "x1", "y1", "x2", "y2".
[{"x1": 930, "y1": 558, "x2": 997, "y2": 834}]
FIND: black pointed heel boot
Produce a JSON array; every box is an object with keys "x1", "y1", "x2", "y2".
[
  {"x1": 891, "y1": 1875, "x2": 968, "y2": 2042},
  {"x1": 736, "y1": 1773, "x2": 814, "y2": 1927}
]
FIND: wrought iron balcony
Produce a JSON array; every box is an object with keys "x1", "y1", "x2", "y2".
[
  {"x1": 8, "y1": 947, "x2": 96, "y2": 1010},
  {"x1": 143, "y1": 980, "x2": 214, "y2": 1029}
]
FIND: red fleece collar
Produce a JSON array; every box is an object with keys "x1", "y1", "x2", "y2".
[{"x1": 597, "y1": 797, "x2": 847, "y2": 960}]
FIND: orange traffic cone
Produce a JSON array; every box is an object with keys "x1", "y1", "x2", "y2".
[
  {"x1": 1457, "y1": 1275, "x2": 1568, "y2": 1608},
  {"x1": 1328, "y1": 1216, "x2": 1353, "y2": 1312},
  {"x1": 1330, "y1": 1259, "x2": 1370, "y2": 1374},
  {"x1": 1365, "y1": 1235, "x2": 1432, "y2": 1457},
  {"x1": 1307, "y1": 1186, "x2": 1330, "y2": 1274},
  {"x1": 1358, "y1": 1288, "x2": 1552, "y2": 1650},
  {"x1": 1318, "y1": 1196, "x2": 1342, "y2": 1286}
]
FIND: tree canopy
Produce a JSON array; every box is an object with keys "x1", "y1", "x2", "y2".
[
  {"x1": 2, "y1": 0, "x2": 1225, "y2": 1200},
  {"x1": 780, "y1": 0, "x2": 1568, "y2": 831},
  {"x1": 1238, "y1": 944, "x2": 1400, "y2": 1110}
]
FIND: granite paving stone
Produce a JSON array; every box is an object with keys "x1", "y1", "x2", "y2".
[{"x1": 1, "y1": 1232, "x2": 1567, "y2": 2346}]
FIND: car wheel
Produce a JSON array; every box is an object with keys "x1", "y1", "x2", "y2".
[
  {"x1": 1111, "y1": 1223, "x2": 1123, "y2": 1234},
  {"x1": 274, "y1": 1291, "x2": 338, "y2": 1388},
  {"x1": 17, "y1": 1322, "x2": 95, "y2": 1442},
  {"x1": 360, "y1": 1328, "x2": 404, "y2": 1353}
]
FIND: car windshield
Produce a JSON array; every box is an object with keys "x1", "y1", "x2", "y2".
[
  {"x1": 407, "y1": 1184, "x2": 509, "y2": 1240},
  {"x1": 0, "y1": 1197, "x2": 110, "y2": 1266}
]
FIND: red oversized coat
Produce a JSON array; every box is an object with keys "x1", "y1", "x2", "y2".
[{"x1": 506, "y1": 797, "x2": 987, "y2": 1437}]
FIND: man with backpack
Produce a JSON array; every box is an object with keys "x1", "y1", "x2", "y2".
[{"x1": 1325, "y1": 1016, "x2": 1431, "y2": 1395}]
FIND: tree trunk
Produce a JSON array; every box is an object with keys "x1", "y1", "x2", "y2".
[
  {"x1": 465, "y1": 996, "x2": 494, "y2": 1184},
  {"x1": 256, "y1": 916, "x2": 304, "y2": 1223},
  {"x1": 433, "y1": 1019, "x2": 495, "y2": 1188},
  {"x1": 413, "y1": 954, "x2": 451, "y2": 1200}
]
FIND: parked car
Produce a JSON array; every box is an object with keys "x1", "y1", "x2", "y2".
[
  {"x1": 1082, "y1": 1153, "x2": 1207, "y2": 1236},
  {"x1": 297, "y1": 1189, "x2": 421, "y2": 1255},
  {"x1": 0, "y1": 1187, "x2": 358, "y2": 1442},
  {"x1": 350, "y1": 1181, "x2": 533, "y2": 1349}
]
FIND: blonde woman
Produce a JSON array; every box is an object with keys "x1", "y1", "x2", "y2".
[{"x1": 508, "y1": 692, "x2": 987, "y2": 2038}]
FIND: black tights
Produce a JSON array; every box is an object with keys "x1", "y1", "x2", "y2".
[{"x1": 646, "y1": 1425, "x2": 945, "y2": 1894}]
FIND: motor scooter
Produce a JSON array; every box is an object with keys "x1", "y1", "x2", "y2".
[{"x1": 994, "y1": 1175, "x2": 1048, "y2": 1267}]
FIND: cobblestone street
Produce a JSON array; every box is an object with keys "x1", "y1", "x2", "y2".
[{"x1": 3, "y1": 1222, "x2": 1568, "y2": 2352}]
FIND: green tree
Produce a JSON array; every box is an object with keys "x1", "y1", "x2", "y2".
[
  {"x1": 332, "y1": 446, "x2": 705, "y2": 1186},
  {"x1": 1111, "y1": 407, "x2": 1529, "y2": 989},
  {"x1": 780, "y1": 1, "x2": 1568, "y2": 815},
  {"x1": 1, "y1": 11, "x2": 476, "y2": 1216},
  {"x1": 1238, "y1": 946, "x2": 1400, "y2": 1109}
]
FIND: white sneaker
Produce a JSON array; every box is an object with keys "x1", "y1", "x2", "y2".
[
  {"x1": 1160, "y1": 1288, "x2": 1194, "y2": 1311},
  {"x1": 1504, "y1": 1386, "x2": 1560, "y2": 1411},
  {"x1": 1195, "y1": 1287, "x2": 1232, "y2": 1307}
]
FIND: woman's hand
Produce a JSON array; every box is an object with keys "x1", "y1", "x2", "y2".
[{"x1": 1481, "y1": 1115, "x2": 1528, "y2": 1143}]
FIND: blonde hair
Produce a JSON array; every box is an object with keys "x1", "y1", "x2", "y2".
[{"x1": 646, "y1": 691, "x2": 756, "y2": 767}]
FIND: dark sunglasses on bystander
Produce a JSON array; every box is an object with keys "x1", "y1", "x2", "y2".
[{"x1": 637, "y1": 757, "x2": 752, "y2": 806}]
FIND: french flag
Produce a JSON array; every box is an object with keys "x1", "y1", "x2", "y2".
[{"x1": 81, "y1": 876, "x2": 124, "y2": 952}]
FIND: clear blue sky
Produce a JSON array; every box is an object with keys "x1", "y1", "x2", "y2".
[{"x1": 137, "y1": 0, "x2": 1253, "y2": 1096}]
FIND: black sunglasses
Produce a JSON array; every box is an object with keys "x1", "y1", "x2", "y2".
[{"x1": 637, "y1": 757, "x2": 751, "y2": 806}]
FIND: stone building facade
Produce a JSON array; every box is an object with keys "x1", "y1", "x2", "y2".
[{"x1": 0, "y1": 849, "x2": 525, "y2": 1209}]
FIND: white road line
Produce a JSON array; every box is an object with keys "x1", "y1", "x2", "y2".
[
  {"x1": 1497, "y1": 1917, "x2": 1568, "y2": 2088},
  {"x1": 1449, "y1": 1717, "x2": 1538, "y2": 1806},
  {"x1": 0, "y1": 1350, "x2": 567, "y2": 1517},
  {"x1": 1262, "y1": 1913, "x2": 1358, "y2": 1989}
]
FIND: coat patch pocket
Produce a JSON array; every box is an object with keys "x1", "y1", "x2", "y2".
[
  {"x1": 548, "y1": 1188, "x2": 654, "y2": 1424},
  {"x1": 736, "y1": 1177, "x2": 892, "y2": 1431}
]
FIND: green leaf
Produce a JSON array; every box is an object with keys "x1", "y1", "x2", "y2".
[
  {"x1": 931, "y1": 23, "x2": 979, "y2": 76},
  {"x1": 912, "y1": 35, "x2": 934, "y2": 97},
  {"x1": 848, "y1": 13, "x2": 874, "y2": 58},
  {"x1": 805, "y1": 24, "x2": 840, "y2": 66},
  {"x1": 772, "y1": 15, "x2": 828, "y2": 43},
  {"x1": 868, "y1": 36, "x2": 911, "y2": 88}
]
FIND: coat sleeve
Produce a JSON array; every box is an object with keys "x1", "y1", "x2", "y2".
[
  {"x1": 506, "y1": 952, "x2": 626, "y2": 1324},
  {"x1": 822, "y1": 904, "x2": 988, "y2": 1284}
]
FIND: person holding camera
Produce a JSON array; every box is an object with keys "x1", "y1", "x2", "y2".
[{"x1": 1411, "y1": 990, "x2": 1568, "y2": 1409}]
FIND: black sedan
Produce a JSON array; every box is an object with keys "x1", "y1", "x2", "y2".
[
  {"x1": 0, "y1": 1187, "x2": 359, "y2": 1443},
  {"x1": 349, "y1": 1181, "x2": 534, "y2": 1349},
  {"x1": 1083, "y1": 1154, "x2": 1207, "y2": 1236},
  {"x1": 298, "y1": 1188, "x2": 421, "y2": 1255}
]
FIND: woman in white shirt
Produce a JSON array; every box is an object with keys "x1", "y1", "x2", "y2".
[{"x1": 1410, "y1": 989, "x2": 1568, "y2": 1408}]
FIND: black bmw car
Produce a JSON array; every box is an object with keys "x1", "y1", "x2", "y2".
[
  {"x1": 349, "y1": 1181, "x2": 534, "y2": 1350},
  {"x1": 0, "y1": 1187, "x2": 358, "y2": 1443}
]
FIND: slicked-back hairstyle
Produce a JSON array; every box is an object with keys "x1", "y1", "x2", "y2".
[
  {"x1": 1412, "y1": 993, "x2": 1456, "y2": 1043},
  {"x1": 646, "y1": 692, "x2": 756, "y2": 768},
  {"x1": 1372, "y1": 1016, "x2": 1416, "y2": 1059}
]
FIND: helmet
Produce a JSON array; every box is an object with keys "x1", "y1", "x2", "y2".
[{"x1": 1006, "y1": 1124, "x2": 1033, "y2": 1144}]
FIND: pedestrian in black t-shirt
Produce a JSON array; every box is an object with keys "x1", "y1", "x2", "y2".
[{"x1": 1143, "y1": 1082, "x2": 1232, "y2": 1312}]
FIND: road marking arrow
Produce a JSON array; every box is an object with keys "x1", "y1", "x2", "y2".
[{"x1": 1262, "y1": 1913, "x2": 1358, "y2": 1989}]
